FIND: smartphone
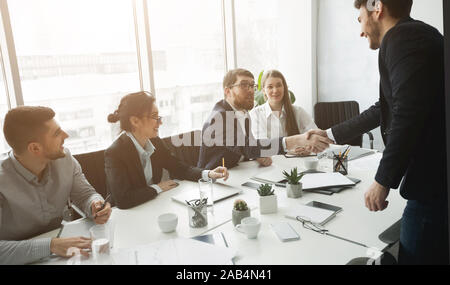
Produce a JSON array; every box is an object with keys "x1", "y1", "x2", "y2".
[
  {"x1": 306, "y1": 201, "x2": 343, "y2": 214},
  {"x1": 241, "y1": 181, "x2": 261, "y2": 189},
  {"x1": 271, "y1": 222, "x2": 300, "y2": 242}
]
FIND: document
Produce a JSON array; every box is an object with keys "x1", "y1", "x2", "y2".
[
  {"x1": 58, "y1": 218, "x2": 95, "y2": 238},
  {"x1": 112, "y1": 238, "x2": 237, "y2": 265}
]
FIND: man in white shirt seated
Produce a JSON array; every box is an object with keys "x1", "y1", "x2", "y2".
[{"x1": 0, "y1": 106, "x2": 112, "y2": 264}]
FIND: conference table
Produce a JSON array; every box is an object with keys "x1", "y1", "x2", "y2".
[{"x1": 33, "y1": 148, "x2": 406, "y2": 265}]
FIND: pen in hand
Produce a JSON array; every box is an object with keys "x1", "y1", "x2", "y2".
[{"x1": 94, "y1": 194, "x2": 111, "y2": 218}]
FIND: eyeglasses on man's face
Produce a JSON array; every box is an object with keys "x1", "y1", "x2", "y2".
[{"x1": 229, "y1": 81, "x2": 258, "y2": 91}]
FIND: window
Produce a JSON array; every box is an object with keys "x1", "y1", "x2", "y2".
[
  {"x1": 0, "y1": 75, "x2": 8, "y2": 154},
  {"x1": 0, "y1": 47, "x2": 9, "y2": 154},
  {"x1": 234, "y1": 0, "x2": 314, "y2": 114},
  {"x1": 147, "y1": 0, "x2": 226, "y2": 137},
  {"x1": 8, "y1": 0, "x2": 140, "y2": 154}
]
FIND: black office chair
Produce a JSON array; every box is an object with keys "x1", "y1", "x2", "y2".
[
  {"x1": 74, "y1": 149, "x2": 108, "y2": 199},
  {"x1": 161, "y1": 130, "x2": 202, "y2": 167},
  {"x1": 346, "y1": 219, "x2": 401, "y2": 265},
  {"x1": 314, "y1": 101, "x2": 374, "y2": 149}
]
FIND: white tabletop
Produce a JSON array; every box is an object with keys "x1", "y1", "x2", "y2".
[{"x1": 33, "y1": 150, "x2": 405, "y2": 265}]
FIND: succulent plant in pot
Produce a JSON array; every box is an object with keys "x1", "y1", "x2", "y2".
[
  {"x1": 257, "y1": 184, "x2": 277, "y2": 214},
  {"x1": 232, "y1": 199, "x2": 250, "y2": 226},
  {"x1": 283, "y1": 167, "x2": 305, "y2": 198}
]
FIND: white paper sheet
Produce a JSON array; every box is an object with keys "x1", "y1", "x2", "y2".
[
  {"x1": 112, "y1": 238, "x2": 236, "y2": 265},
  {"x1": 301, "y1": 173, "x2": 355, "y2": 190},
  {"x1": 59, "y1": 218, "x2": 95, "y2": 238}
]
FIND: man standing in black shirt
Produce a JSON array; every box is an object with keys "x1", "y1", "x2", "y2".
[{"x1": 311, "y1": 0, "x2": 448, "y2": 264}]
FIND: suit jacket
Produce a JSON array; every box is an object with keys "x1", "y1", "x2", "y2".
[
  {"x1": 105, "y1": 133, "x2": 203, "y2": 209},
  {"x1": 331, "y1": 17, "x2": 447, "y2": 203},
  {"x1": 198, "y1": 99, "x2": 285, "y2": 169}
]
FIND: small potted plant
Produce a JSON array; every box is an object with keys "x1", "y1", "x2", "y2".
[
  {"x1": 232, "y1": 199, "x2": 250, "y2": 226},
  {"x1": 283, "y1": 167, "x2": 305, "y2": 198},
  {"x1": 257, "y1": 184, "x2": 277, "y2": 214}
]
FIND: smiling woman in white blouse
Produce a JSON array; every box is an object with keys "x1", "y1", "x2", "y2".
[{"x1": 249, "y1": 70, "x2": 317, "y2": 147}]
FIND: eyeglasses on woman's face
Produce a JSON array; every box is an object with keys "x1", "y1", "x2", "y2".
[{"x1": 143, "y1": 114, "x2": 162, "y2": 124}]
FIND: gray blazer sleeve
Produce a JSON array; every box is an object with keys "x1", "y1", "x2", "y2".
[{"x1": 0, "y1": 238, "x2": 52, "y2": 265}]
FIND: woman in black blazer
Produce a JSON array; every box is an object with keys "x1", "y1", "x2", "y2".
[{"x1": 105, "y1": 91, "x2": 228, "y2": 209}]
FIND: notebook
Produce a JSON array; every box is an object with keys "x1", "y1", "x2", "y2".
[
  {"x1": 171, "y1": 182, "x2": 241, "y2": 205},
  {"x1": 301, "y1": 173, "x2": 356, "y2": 190},
  {"x1": 285, "y1": 204, "x2": 337, "y2": 226}
]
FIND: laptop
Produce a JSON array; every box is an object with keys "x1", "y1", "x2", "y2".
[{"x1": 171, "y1": 182, "x2": 242, "y2": 205}]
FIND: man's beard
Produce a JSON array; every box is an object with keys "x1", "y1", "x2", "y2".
[
  {"x1": 367, "y1": 21, "x2": 382, "y2": 50},
  {"x1": 234, "y1": 97, "x2": 254, "y2": 111},
  {"x1": 44, "y1": 148, "x2": 66, "y2": 160}
]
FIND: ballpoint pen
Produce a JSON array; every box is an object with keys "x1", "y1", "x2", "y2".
[{"x1": 95, "y1": 194, "x2": 111, "y2": 218}]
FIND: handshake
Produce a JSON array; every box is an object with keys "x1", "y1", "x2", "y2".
[{"x1": 285, "y1": 129, "x2": 333, "y2": 155}]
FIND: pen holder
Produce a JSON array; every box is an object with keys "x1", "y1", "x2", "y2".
[
  {"x1": 333, "y1": 156, "x2": 348, "y2": 175},
  {"x1": 187, "y1": 199, "x2": 208, "y2": 228}
]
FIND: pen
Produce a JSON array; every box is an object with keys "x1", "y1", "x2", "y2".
[
  {"x1": 343, "y1": 147, "x2": 351, "y2": 159},
  {"x1": 95, "y1": 194, "x2": 111, "y2": 218}
]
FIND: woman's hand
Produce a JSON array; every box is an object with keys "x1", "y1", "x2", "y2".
[
  {"x1": 158, "y1": 180, "x2": 179, "y2": 192},
  {"x1": 256, "y1": 157, "x2": 272, "y2": 167},
  {"x1": 208, "y1": 167, "x2": 229, "y2": 181}
]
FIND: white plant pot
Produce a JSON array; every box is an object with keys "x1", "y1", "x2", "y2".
[
  {"x1": 259, "y1": 195, "x2": 277, "y2": 214},
  {"x1": 286, "y1": 183, "x2": 303, "y2": 198}
]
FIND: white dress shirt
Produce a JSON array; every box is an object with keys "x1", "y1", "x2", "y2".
[
  {"x1": 126, "y1": 132, "x2": 210, "y2": 192},
  {"x1": 249, "y1": 102, "x2": 318, "y2": 139}
]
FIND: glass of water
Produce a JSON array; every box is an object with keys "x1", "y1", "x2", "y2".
[
  {"x1": 89, "y1": 224, "x2": 112, "y2": 264},
  {"x1": 198, "y1": 178, "x2": 214, "y2": 215}
]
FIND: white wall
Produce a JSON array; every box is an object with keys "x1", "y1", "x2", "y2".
[{"x1": 317, "y1": 0, "x2": 444, "y2": 150}]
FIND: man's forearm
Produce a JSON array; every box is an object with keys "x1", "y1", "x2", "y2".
[{"x1": 0, "y1": 238, "x2": 52, "y2": 265}]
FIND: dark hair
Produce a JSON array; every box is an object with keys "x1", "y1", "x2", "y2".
[
  {"x1": 108, "y1": 91, "x2": 156, "y2": 132},
  {"x1": 354, "y1": 0, "x2": 413, "y2": 19},
  {"x1": 261, "y1": 70, "x2": 300, "y2": 137},
  {"x1": 223, "y1": 68, "x2": 254, "y2": 90},
  {"x1": 3, "y1": 106, "x2": 55, "y2": 154}
]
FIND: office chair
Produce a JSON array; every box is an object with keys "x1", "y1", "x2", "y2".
[
  {"x1": 161, "y1": 130, "x2": 202, "y2": 167},
  {"x1": 74, "y1": 149, "x2": 108, "y2": 199},
  {"x1": 314, "y1": 101, "x2": 374, "y2": 149},
  {"x1": 346, "y1": 219, "x2": 401, "y2": 265}
]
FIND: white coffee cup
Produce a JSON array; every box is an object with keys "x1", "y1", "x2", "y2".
[
  {"x1": 235, "y1": 217, "x2": 261, "y2": 239},
  {"x1": 158, "y1": 213, "x2": 178, "y2": 233},
  {"x1": 304, "y1": 158, "x2": 319, "y2": 170}
]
